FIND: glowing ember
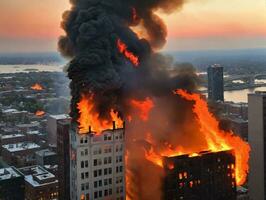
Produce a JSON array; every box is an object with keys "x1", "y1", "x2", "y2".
[
  {"x1": 31, "y1": 83, "x2": 44, "y2": 91},
  {"x1": 130, "y1": 98, "x2": 154, "y2": 121},
  {"x1": 117, "y1": 39, "x2": 139, "y2": 67},
  {"x1": 35, "y1": 110, "x2": 45, "y2": 116},
  {"x1": 77, "y1": 94, "x2": 123, "y2": 134},
  {"x1": 175, "y1": 89, "x2": 250, "y2": 186}
]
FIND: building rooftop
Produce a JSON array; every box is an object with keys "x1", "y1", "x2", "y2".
[
  {"x1": 19, "y1": 165, "x2": 58, "y2": 187},
  {"x1": 0, "y1": 134, "x2": 25, "y2": 140},
  {"x1": 2, "y1": 142, "x2": 40, "y2": 152},
  {"x1": 0, "y1": 167, "x2": 22, "y2": 181},
  {"x1": 249, "y1": 91, "x2": 266, "y2": 96},
  {"x1": 49, "y1": 114, "x2": 70, "y2": 120},
  {"x1": 35, "y1": 149, "x2": 56, "y2": 157}
]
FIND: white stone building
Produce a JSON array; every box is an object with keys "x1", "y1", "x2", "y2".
[{"x1": 70, "y1": 123, "x2": 126, "y2": 200}]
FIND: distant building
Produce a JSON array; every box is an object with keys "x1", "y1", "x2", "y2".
[
  {"x1": 35, "y1": 149, "x2": 57, "y2": 166},
  {"x1": 0, "y1": 166, "x2": 25, "y2": 200},
  {"x1": 1, "y1": 142, "x2": 41, "y2": 167},
  {"x1": 47, "y1": 114, "x2": 70, "y2": 147},
  {"x1": 208, "y1": 64, "x2": 224, "y2": 102},
  {"x1": 19, "y1": 165, "x2": 58, "y2": 200},
  {"x1": 222, "y1": 102, "x2": 248, "y2": 120},
  {"x1": 70, "y1": 123, "x2": 126, "y2": 200},
  {"x1": 248, "y1": 91, "x2": 266, "y2": 200},
  {"x1": 57, "y1": 118, "x2": 71, "y2": 200},
  {"x1": 163, "y1": 150, "x2": 236, "y2": 200}
]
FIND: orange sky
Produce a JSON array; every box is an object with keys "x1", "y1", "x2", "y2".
[{"x1": 0, "y1": 0, "x2": 265, "y2": 52}]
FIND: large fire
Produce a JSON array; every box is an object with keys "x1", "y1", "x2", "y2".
[
  {"x1": 31, "y1": 83, "x2": 44, "y2": 91},
  {"x1": 143, "y1": 89, "x2": 250, "y2": 186},
  {"x1": 35, "y1": 110, "x2": 45, "y2": 116},
  {"x1": 77, "y1": 94, "x2": 123, "y2": 134},
  {"x1": 117, "y1": 39, "x2": 139, "y2": 67}
]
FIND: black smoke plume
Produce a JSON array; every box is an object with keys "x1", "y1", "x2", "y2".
[{"x1": 59, "y1": 0, "x2": 201, "y2": 199}]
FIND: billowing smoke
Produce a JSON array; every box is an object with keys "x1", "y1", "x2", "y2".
[{"x1": 59, "y1": 0, "x2": 202, "y2": 199}]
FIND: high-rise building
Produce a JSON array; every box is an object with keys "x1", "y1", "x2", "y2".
[
  {"x1": 163, "y1": 150, "x2": 236, "y2": 200},
  {"x1": 248, "y1": 91, "x2": 266, "y2": 200},
  {"x1": 47, "y1": 114, "x2": 70, "y2": 147},
  {"x1": 70, "y1": 123, "x2": 126, "y2": 200},
  {"x1": 0, "y1": 166, "x2": 25, "y2": 200},
  {"x1": 57, "y1": 118, "x2": 71, "y2": 200},
  {"x1": 208, "y1": 64, "x2": 224, "y2": 102}
]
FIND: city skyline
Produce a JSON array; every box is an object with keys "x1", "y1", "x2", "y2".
[{"x1": 0, "y1": 0, "x2": 265, "y2": 53}]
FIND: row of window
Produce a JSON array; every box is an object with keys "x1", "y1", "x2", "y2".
[{"x1": 94, "y1": 168, "x2": 112, "y2": 177}]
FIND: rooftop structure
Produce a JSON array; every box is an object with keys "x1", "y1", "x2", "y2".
[
  {"x1": 19, "y1": 165, "x2": 59, "y2": 199},
  {"x1": 2, "y1": 142, "x2": 40, "y2": 152}
]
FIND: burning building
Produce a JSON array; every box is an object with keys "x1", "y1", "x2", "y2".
[
  {"x1": 69, "y1": 122, "x2": 125, "y2": 200},
  {"x1": 58, "y1": 0, "x2": 250, "y2": 199},
  {"x1": 163, "y1": 150, "x2": 236, "y2": 200}
]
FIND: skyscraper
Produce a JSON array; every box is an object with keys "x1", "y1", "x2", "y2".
[
  {"x1": 208, "y1": 64, "x2": 224, "y2": 102},
  {"x1": 70, "y1": 122, "x2": 126, "y2": 200},
  {"x1": 248, "y1": 91, "x2": 266, "y2": 200},
  {"x1": 57, "y1": 118, "x2": 71, "y2": 200}
]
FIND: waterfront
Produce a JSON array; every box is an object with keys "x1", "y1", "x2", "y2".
[{"x1": 0, "y1": 64, "x2": 63, "y2": 74}]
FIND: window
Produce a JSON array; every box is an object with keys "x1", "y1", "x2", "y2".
[
  {"x1": 108, "y1": 168, "x2": 112, "y2": 174},
  {"x1": 109, "y1": 178, "x2": 112, "y2": 184},
  {"x1": 80, "y1": 138, "x2": 83, "y2": 144},
  {"x1": 94, "y1": 159, "x2": 98, "y2": 166},
  {"x1": 99, "y1": 190, "x2": 102, "y2": 197},
  {"x1": 85, "y1": 172, "x2": 89, "y2": 178},
  {"x1": 104, "y1": 189, "x2": 108, "y2": 196},
  {"x1": 85, "y1": 161, "x2": 88, "y2": 168},
  {"x1": 84, "y1": 149, "x2": 88, "y2": 155},
  {"x1": 98, "y1": 169, "x2": 102, "y2": 176},
  {"x1": 81, "y1": 151, "x2": 84, "y2": 156},
  {"x1": 81, "y1": 173, "x2": 84, "y2": 179},
  {"x1": 81, "y1": 184, "x2": 85, "y2": 191},
  {"x1": 104, "y1": 157, "x2": 108, "y2": 164},
  {"x1": 104, "y1": 168, "x2": 108, "y2": 175},
  {"x1": 109, "y1": 189, "x2": 112, "y2": 195},
  {"x1": 85, "y1": 183, "x2": 89, "y2": 190},
  {"x1": 94, "y1": 170, "x2": 97, "y2": 177},
  {"x1": 81, "y1": 161, "x2": 84, "y2": 168},
  {"x1": 99, "y1": 180, "x2": 102, "y2": 187},
  {"x1": 94, "y1": 181, "x2": 98, "y2": 188},
  {"x1": 94, "y1": 192, "x2": 98, "y2": 199}
]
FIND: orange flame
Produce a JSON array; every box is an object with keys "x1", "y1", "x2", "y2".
[
  {"x1": 31, "y1": 83, "x2": 44, "y2": 91},
  {"x1": 174, "y1": 89, "x2": 250, "y2": 186},
  {"x1": 77, "y1": 94, "x2": 123, "y2": 134},
  {"x1": 142, "y1": 90, "x2": 250, "y2": 186},
  {"x1": 117, "y1": 39, "x2": 139, "y2": 67},
  {"x1": 35, "y1": 110, "x2": 45, "y2": 116},
  {"x1": 130, "y1": 98, "x2": 154, "y2": 121}
]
